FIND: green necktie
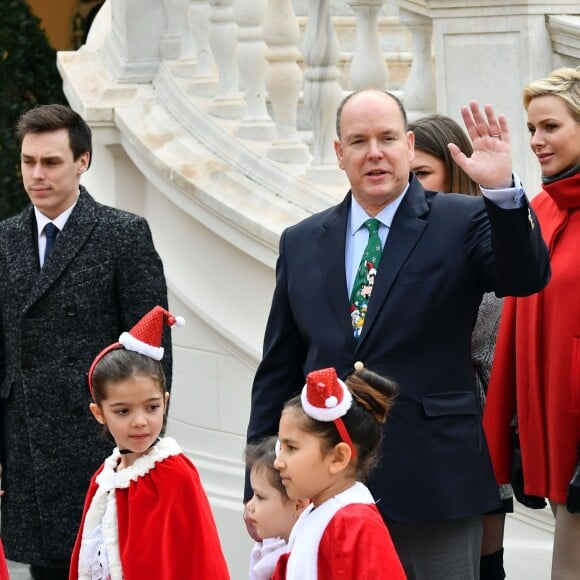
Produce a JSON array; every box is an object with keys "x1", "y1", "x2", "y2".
[{"x1": 350, "y1": 218, "x2": 382, "y2": 340}]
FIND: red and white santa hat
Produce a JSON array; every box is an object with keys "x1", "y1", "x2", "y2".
[
  {"x1": 300, "y1": 367, "x2": 357, "y2": 457},
  {"x1": 88, "y1": 305, "x2": 184, "y2": 396},
  {"x1": 301, "y1": 367, "x2": 353, "y2": 421},
  {"x1": 118, "y1": 305, "x2": 184, "y2": 360}
]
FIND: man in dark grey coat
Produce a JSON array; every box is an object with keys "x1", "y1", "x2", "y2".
[{"x1": 0, "y1": 105, "x2": 171, "y2": 580}]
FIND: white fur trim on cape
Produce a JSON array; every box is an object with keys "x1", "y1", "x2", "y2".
[
  {"x1": 118, "y1": 331, "x2": 164, "y2": 360},
  {"x1": 285, "y1": 482, "x2": 375, "y2": 580},
  {"x1": 77, "y1": 438, "x2": 182, "y2": 579},
  {"x1": 300, "y1": 378, "x2": 353, "y2": 422},
  {"x1": 249, "y1": 538, "x2": 288, "y2": 580}
]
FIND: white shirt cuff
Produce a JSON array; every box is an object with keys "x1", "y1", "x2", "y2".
[{"x1": 480, "y1": 174, "x2": 525, "y2": 209}]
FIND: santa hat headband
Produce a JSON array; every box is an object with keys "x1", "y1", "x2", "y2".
[
  {"x1": 88, "y1": 306, "x2": 184, "y2": 399},
  {"x1": 301, "y1": 367, "x2": 357, "y2": 458}
]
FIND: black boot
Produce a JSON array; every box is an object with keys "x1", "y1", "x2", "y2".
[{"x1": 480, "y1": 548, "x2": 506, "y2": 580}]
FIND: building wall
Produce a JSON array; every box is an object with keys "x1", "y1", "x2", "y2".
[{"x1": 27, "y1": 0, "x2": 104, "y2": 50}]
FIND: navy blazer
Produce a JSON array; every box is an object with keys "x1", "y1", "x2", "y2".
[{"x1": 247, "y1": 174, "x2": 550, "y2": 523}]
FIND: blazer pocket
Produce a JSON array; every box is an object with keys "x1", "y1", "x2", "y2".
[
  {"x1": 421, "y1": 391, "x2": 479, "y2": 417},
  {"x1": 67, "y1": 260, "x2": 113, "y2": 287},
  {"x1": 398, "y1": 263, "x2": 446, "y2": 286}
]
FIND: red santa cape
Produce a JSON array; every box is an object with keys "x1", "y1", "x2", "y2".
[
  {"x1": 273, "y1": 482, "x2": 405, "y2": 579},
  {"x1": 0, "y1": 540, "x2": 8, "y2": 580},
  {"x1": 69, "y1": 437, "x2": 230, "y2": 580}
]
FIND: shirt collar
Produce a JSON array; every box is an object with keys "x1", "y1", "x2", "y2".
[
  {"x1": 34, "y1": 199, "x2": 77, "y2": 234},
  {"x1": 348, "y1": 184, "x2": 409, "y2": 236}
]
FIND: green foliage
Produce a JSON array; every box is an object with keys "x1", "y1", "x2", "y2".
[{"x1": 0, "y1": 0, "x2": 67, "y2": 219}]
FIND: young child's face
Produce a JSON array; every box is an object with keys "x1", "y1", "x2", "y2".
[
  {"x1": 90, "y1": 374, "x2": 168, "y2": 464},
  {"x1": 274, "y1": 408, "x2": 339, "y2": 507},
  {"x1": 246, "y1": 466, "x2": 298, "y2": 542}
]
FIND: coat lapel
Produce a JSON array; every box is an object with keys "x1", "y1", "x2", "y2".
[
  {"x1": 5, "y1": 207, "x2": 42, "y2": 299},
  {"x1": 317, "y1": 195, "x2": 357, "y2": 345},
  {"x1": 23, "y1": 189, "x2": 98, "y2": 312},
  {"x1": 357, "y1": 178, "x2": 430, "y2": 347}
]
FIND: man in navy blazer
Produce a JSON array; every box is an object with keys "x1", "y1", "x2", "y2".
[{"x1": 245, "y1": 90, "x2": 550, "y2": 579}]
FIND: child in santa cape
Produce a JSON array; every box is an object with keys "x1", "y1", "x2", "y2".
[
  {"x1": 245, "y1": 436, "x2": 308, "y2": 580},
  {"x1": 69, "y1": 306, "x2": 230, "y2": 580},
  {"x1": 272, "y1": 365, "x2": 406, "y2": 579}
]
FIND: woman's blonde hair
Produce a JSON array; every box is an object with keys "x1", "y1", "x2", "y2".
[{"x1": 523, "y1": 67, "x2": 580, "y2": 122}]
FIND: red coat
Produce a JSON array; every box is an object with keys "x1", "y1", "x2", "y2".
[
  {"x1": 69, "y1": 438, "x2": 230, "y2": 579},
  {"x1": 483, "y1": 171, "x2": 580, "y2": 503},
  {"x1": 273, "y1": 483, "x2": 406, "y2": 579}
]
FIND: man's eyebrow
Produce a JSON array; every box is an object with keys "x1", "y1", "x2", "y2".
[{"x1": 21, "y1": 154, "x2": 64, "y2": 162}]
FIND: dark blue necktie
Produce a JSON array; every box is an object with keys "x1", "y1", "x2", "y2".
[{"x1": 43, "y1": 222, "x2": 59, "y2": 266}]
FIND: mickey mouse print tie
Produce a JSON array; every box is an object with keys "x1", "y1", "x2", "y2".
[{"x1": 349, "y1": 218, "x2": 382, "y2": 340}]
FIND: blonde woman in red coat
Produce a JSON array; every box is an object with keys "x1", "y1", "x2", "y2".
[{"x1": 483, "y1": 67, "x2": 580, "y2": 580}]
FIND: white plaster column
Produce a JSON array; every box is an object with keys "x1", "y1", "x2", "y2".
[
  {"x1": 398, "y1": 6, "x2": 435, "y2": 121},
  {"x1": 302, "y1": 0, "x2": 344, "y2": 183},
  {"x1": 208, "y1": 0, "x2": 245, "y2": 118},
  {"x1": 264, "y1": 0, "x2": 310, "y2": 164},
  {"x1": 419, "y1": 0, "x2": 580, "y2": 192},
  {"x1": 346, "y1": 0, "x2": 389, "y2": 90},
  {"x1": 233, "y1": 0, "x2": 275, "y2": 140},
  {"x1": 98, "y1": 0, "x2": 166, "y2": 83}
]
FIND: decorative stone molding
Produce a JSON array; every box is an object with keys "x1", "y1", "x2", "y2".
[{"x1": 548, "y1": 14, "x2": 580, "y2": 62}]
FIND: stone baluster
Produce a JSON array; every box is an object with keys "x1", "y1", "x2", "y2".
[
  {"x1": 398, "y1": 7, "x2": 436, "y2": 121},
  {"x1": 263, "y1": 0, "x2": 310, "y2": 163},
  {"x1": 187, "y1": 0, "x2": 217, "y2": 96},
  {"x1": 208, "y1": 0, "x2": 244, "y2": 118},
  {"x1": 233, "y1": 0, "x2": 275, "y2": 140},
  {"x1": 161, "y1": 0, "x2": 192, "y2": 60},
  {"x1": 302, "y1": 0, "x2": 344, "y2": 184},
  {"x1": 346, "y1": 0, "x2": 388, "y2": 90},
  {"x1": 189, "y1": 0, "x2": 214, "y2": 76},
  {"x1": 99, "y1": 0, "x2": 166, "y2": 83},
  {"x1": 180, "y1": 1, "x2": 196, "y2": 60}
]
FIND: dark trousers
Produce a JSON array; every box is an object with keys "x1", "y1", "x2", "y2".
[
  {"x1": 30, "y1": 565, "x2": 69, "y2": 580},
  {"x1": 387, "y1": 515, "x2": 482, "y2": 580}
]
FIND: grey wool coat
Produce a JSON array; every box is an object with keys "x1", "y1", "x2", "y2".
[{"x1": 0, "y1": 187, "x2": 171, "y2": 567}]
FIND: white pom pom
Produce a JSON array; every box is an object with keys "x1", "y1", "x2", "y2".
[
  {"x1": 174, "y1": 316, "x2": 185, "y2": 327},
  {"x1": 325, "y1": 395, "x2": 338, "y2": 408}
]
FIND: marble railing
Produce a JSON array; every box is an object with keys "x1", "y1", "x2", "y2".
[{"x1": 65, "y1": 0, "x2": 580, "y2": 193}]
